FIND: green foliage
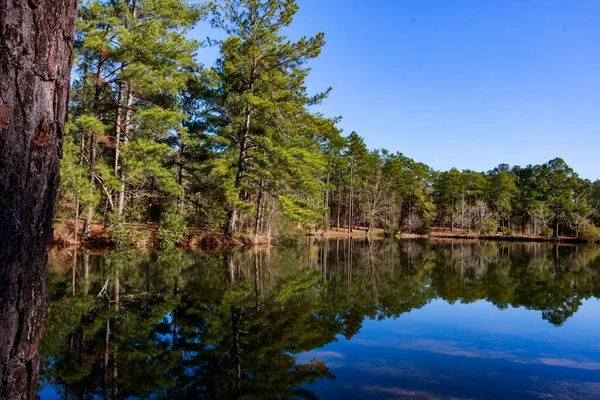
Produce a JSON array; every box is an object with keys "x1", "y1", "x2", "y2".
[
  {"x1": 537, "y1": 158, "x2": 579, "y2": 235},
  {"x1": 480, "y1": 219, "x2": 498, "y2": 235},
  {"x1": 383, "y1": 223, "x2": 399, "y2": 237},
  {"x1": 59, "y1": 139, "x2": 96, "y2": 203},
  {"x1": 539, "y1": 227, "x2": 554, "y2": 238},
  {"x1": 204, "y1": 0, "x2": 331, "y2": 234},
  {"x1": 277, "y1": 233, "x2": 305, "y2": 248},
  {"x1": 105, "y1": 213, "x2": 152, "y2": 249},
  {"x1": 489, "y1": 169, "x2": 518, "y2": 218},
  {"x1": 75, "y1": 114, "x2": 105, "y2": 135},
  {"x1": 158, "y1": 204, "x2": 188, "y2": 249},
  {"x1": 279, "y1": 195, "x2": 323, "y2": 229},
  {"x1": 501, "y1": 227, "x2": 514, "y2": 236},
  {"x1": 579, "y1": 221, "x2": 600, "y2": 243},
  {"x1": 59, "y1": 0, "x2": 600, "y2": 243},
  {"x1": 415, "y1": 223, "x2": 433, "y2": 235},
  {"x1": 122, "y1": 139, "x2": 184, "y2": 197},
  {"x1": 64, "y1": 0, "x2": 202, "y2": 233}
]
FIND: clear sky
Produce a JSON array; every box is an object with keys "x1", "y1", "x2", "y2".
[{"x1": 191, "y1": 0, "x2": 600, "y2": 180}]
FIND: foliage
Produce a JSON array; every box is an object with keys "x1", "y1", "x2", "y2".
[
  {"x1": 55, "y1": 0, "x2": 600, "y2": 244},
  {"x1": 158, "y1": 204, "x2": 188, "y2": 249},
  {"x1": 480, "y1": 219, "x2": 498, "y2": 235},
  {"x1": 274, "y1": 229, "x2": 304, "y2": 247},
  {"x1": 539, "y1": 227, "x2": 554, "y2": 238},
  {"x1": 383, "y1": 223, "x2": 399, "y2": 237},
  {"x1": 105, "y1": 212, "x2": 152, "y2": 249},
  {"x1": 58, "y1": 137, "x2": 100, "y2": 209},
  {"x1": 579, "y1": 221, "x2": 600, "y2": 243}
]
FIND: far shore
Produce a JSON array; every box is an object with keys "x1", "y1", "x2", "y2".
[{"x1": 52, "y1": 221, "x2": 595, "y2": 251}]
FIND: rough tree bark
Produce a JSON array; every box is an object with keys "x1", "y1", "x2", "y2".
[{"x1": 0, "y1": 1, "x2": 78, "y2": 399}]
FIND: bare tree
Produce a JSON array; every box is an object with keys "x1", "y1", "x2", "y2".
[
  {"x1": 404, "y1": 212, "x2": 424, "y2": 233},
  {"x1": 473, "y1": 200, "x2": 490, "y2": 231},
  {"x1": 455, "y1": 194, "x2": 470, "y2": 231},
  {"x1": 528, "y1": 202, "x2": 554, "y2": 236}
]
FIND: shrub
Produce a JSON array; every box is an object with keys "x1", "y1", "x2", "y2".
[
  {"x1": 415, "y1": 223, "x2": 432, "y2": 235},
  {"x1": 480, "y1": 219, "x2": 498, "y2": 235},
  {"x1": 539, "y1": 227, "x2": 553, "y2": 238},
  {"x1": 158, "y1": 204, "x2": 188, "y2": 249},
  {"x1": 274, "y1": 229, "x2": 304, "y2": 246},
  {"x1": 383, "y1": 223, "x2": 398, "y2": 237},
  {"x1": 105, "y1": 213, "x2": 152, "y2": 249},
  {"x1": 501, "y1": 227, "x2": 513, "y2": 236},
  {"x1": 579, "y1": 221, "x2": 600, "y2": 243},
  {"x1": 107, "y1": 222, "x2": 151, "y2": 249}
]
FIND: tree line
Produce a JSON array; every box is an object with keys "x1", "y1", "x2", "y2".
[{"x1": 57, "y1": 0, "x2": 600, "y2": 247}]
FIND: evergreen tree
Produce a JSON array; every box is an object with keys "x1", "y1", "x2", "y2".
[
  {"x1": 62, "y1": 0, "x2": 203, "y2": 240},
  {"x1": 207, "y1": 0, "x2": 330, "y2": 236},
  {"x1": 537, "y1": 158, "x2": 579, "y2": 238}
]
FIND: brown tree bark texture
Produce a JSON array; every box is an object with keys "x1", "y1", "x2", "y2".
[{"x1": 0, "y1": 1, "x2": 77, "y2": 398}]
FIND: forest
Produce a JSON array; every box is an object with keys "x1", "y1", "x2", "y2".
[{"x1": 58, "y1": 0, "x2": 600, "y2": 249}]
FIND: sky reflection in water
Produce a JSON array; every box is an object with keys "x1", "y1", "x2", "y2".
[
  {"x1": 301, "y1": 298, "x2": 600, "y2": 399},
  {"x1": 40, "y1": 240, "x2": 600, "y2": 399}
]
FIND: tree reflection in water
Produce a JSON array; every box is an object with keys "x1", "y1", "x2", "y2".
[{"x1": 41, "y1": 239, "x2": 600, "y2": 399}]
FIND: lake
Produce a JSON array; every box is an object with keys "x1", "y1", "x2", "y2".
[{"x1": 39, "y1": 239, "x2": 600, "y2": 399}]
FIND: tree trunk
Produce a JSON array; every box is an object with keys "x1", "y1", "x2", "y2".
[
  {"x1": 225, "y1": 107, "x2": 251, "y2": 236},
  {"x1": 178, "y1": 136, "x2": 184, "y2": 187},
  {"x1": 117, "y1": 88, "x2": 133, "y2": 217},
  {"x1": 324, "y1": 172, "x2": 329, "y2": 231},
  {"x1": 336, "y1": 170, "x2": 341, "y2": 229},
  {"x1": 114, "y1": 81, "x2": 124, "y2": 175},
  {"x1": 348, "y1": 165, "x2": 354, "y2": 234},
  {"x1": 73, "y1": 195, "x2": 80, "y2": 242},
  {"x1": 83, "y1": 54, "x2": 105, "y2": 234},
  {"x1": 0, "y1": 1, "x2": 78, "y2": 399},
  {"x1": 113, "y1": 80, "x2": 124, "y2": 212},
  {"x1": 450, "y1": 198, "x2": 454, "y2": 233},
  {"x1": 254, "y1": 178, "x2": 264, "y2": 243},
  {"x1": 83, "y1": 131, "x2": 96, "y2": 235},
  {"x1": 117, "y1": 87, "x2": 133, "y2": 216}
]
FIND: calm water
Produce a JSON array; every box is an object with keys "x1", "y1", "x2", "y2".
[{"x1": 39, "y1": 239, "x2": 600, "y2": 399}]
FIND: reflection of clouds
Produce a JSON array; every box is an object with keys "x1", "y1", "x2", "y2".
[
  {"x1": 314, "y1": 350, "x2": 345, "y2": 359},
  {"x1": 363, "y1": 386, "x2": 474, "y2": 400},
  {"x1": 358, "y1": 376, "x2": 600, "y2": 399},
  {"x1": 538, "y1": 357, "x2": 600, "y2": 371},
  {"x1": 298, "y1": 350, "x2": 344, "y2": 360},
  {"x1": 296, "y1": 350, "x2": 345, "y2": 366},
  {"x1": 354, "y1": 337, "x2": 522, "y2": 361},
  {"x1": 353, "y1": 337, "x2": 600, "y2": 372},
  {"x1": 524, "y1": 379, "x2": 600, "y2": 399},
  {"x1": 397, "y1": 338, "x2": 516, "y2": 360},
  {"x1": 354, "y1": 360, "x2": 444, "y2": 382}
]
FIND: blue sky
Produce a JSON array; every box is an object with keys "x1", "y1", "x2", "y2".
[{"x1": 191, "y1": 0, "x2": 600, "y2": 180}]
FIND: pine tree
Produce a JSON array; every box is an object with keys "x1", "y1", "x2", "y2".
[
  {"x1": 64, "y1": 0, "x2": 203, "y2": 239},
  {"x1": 207, "y1": 0, "x2": 329, "y2": 235}
]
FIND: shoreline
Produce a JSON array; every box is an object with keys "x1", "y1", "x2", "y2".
[
  {"x1": 53, "y1": 222, "x2": 597, "y2": 251},
  {"x1": 310, "y1": 231, "x2": 590, "y2": 245}
]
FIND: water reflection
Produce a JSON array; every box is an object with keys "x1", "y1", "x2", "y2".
[{"x1": 40, "y1": 240, "x2": 600, "y2": 399}]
